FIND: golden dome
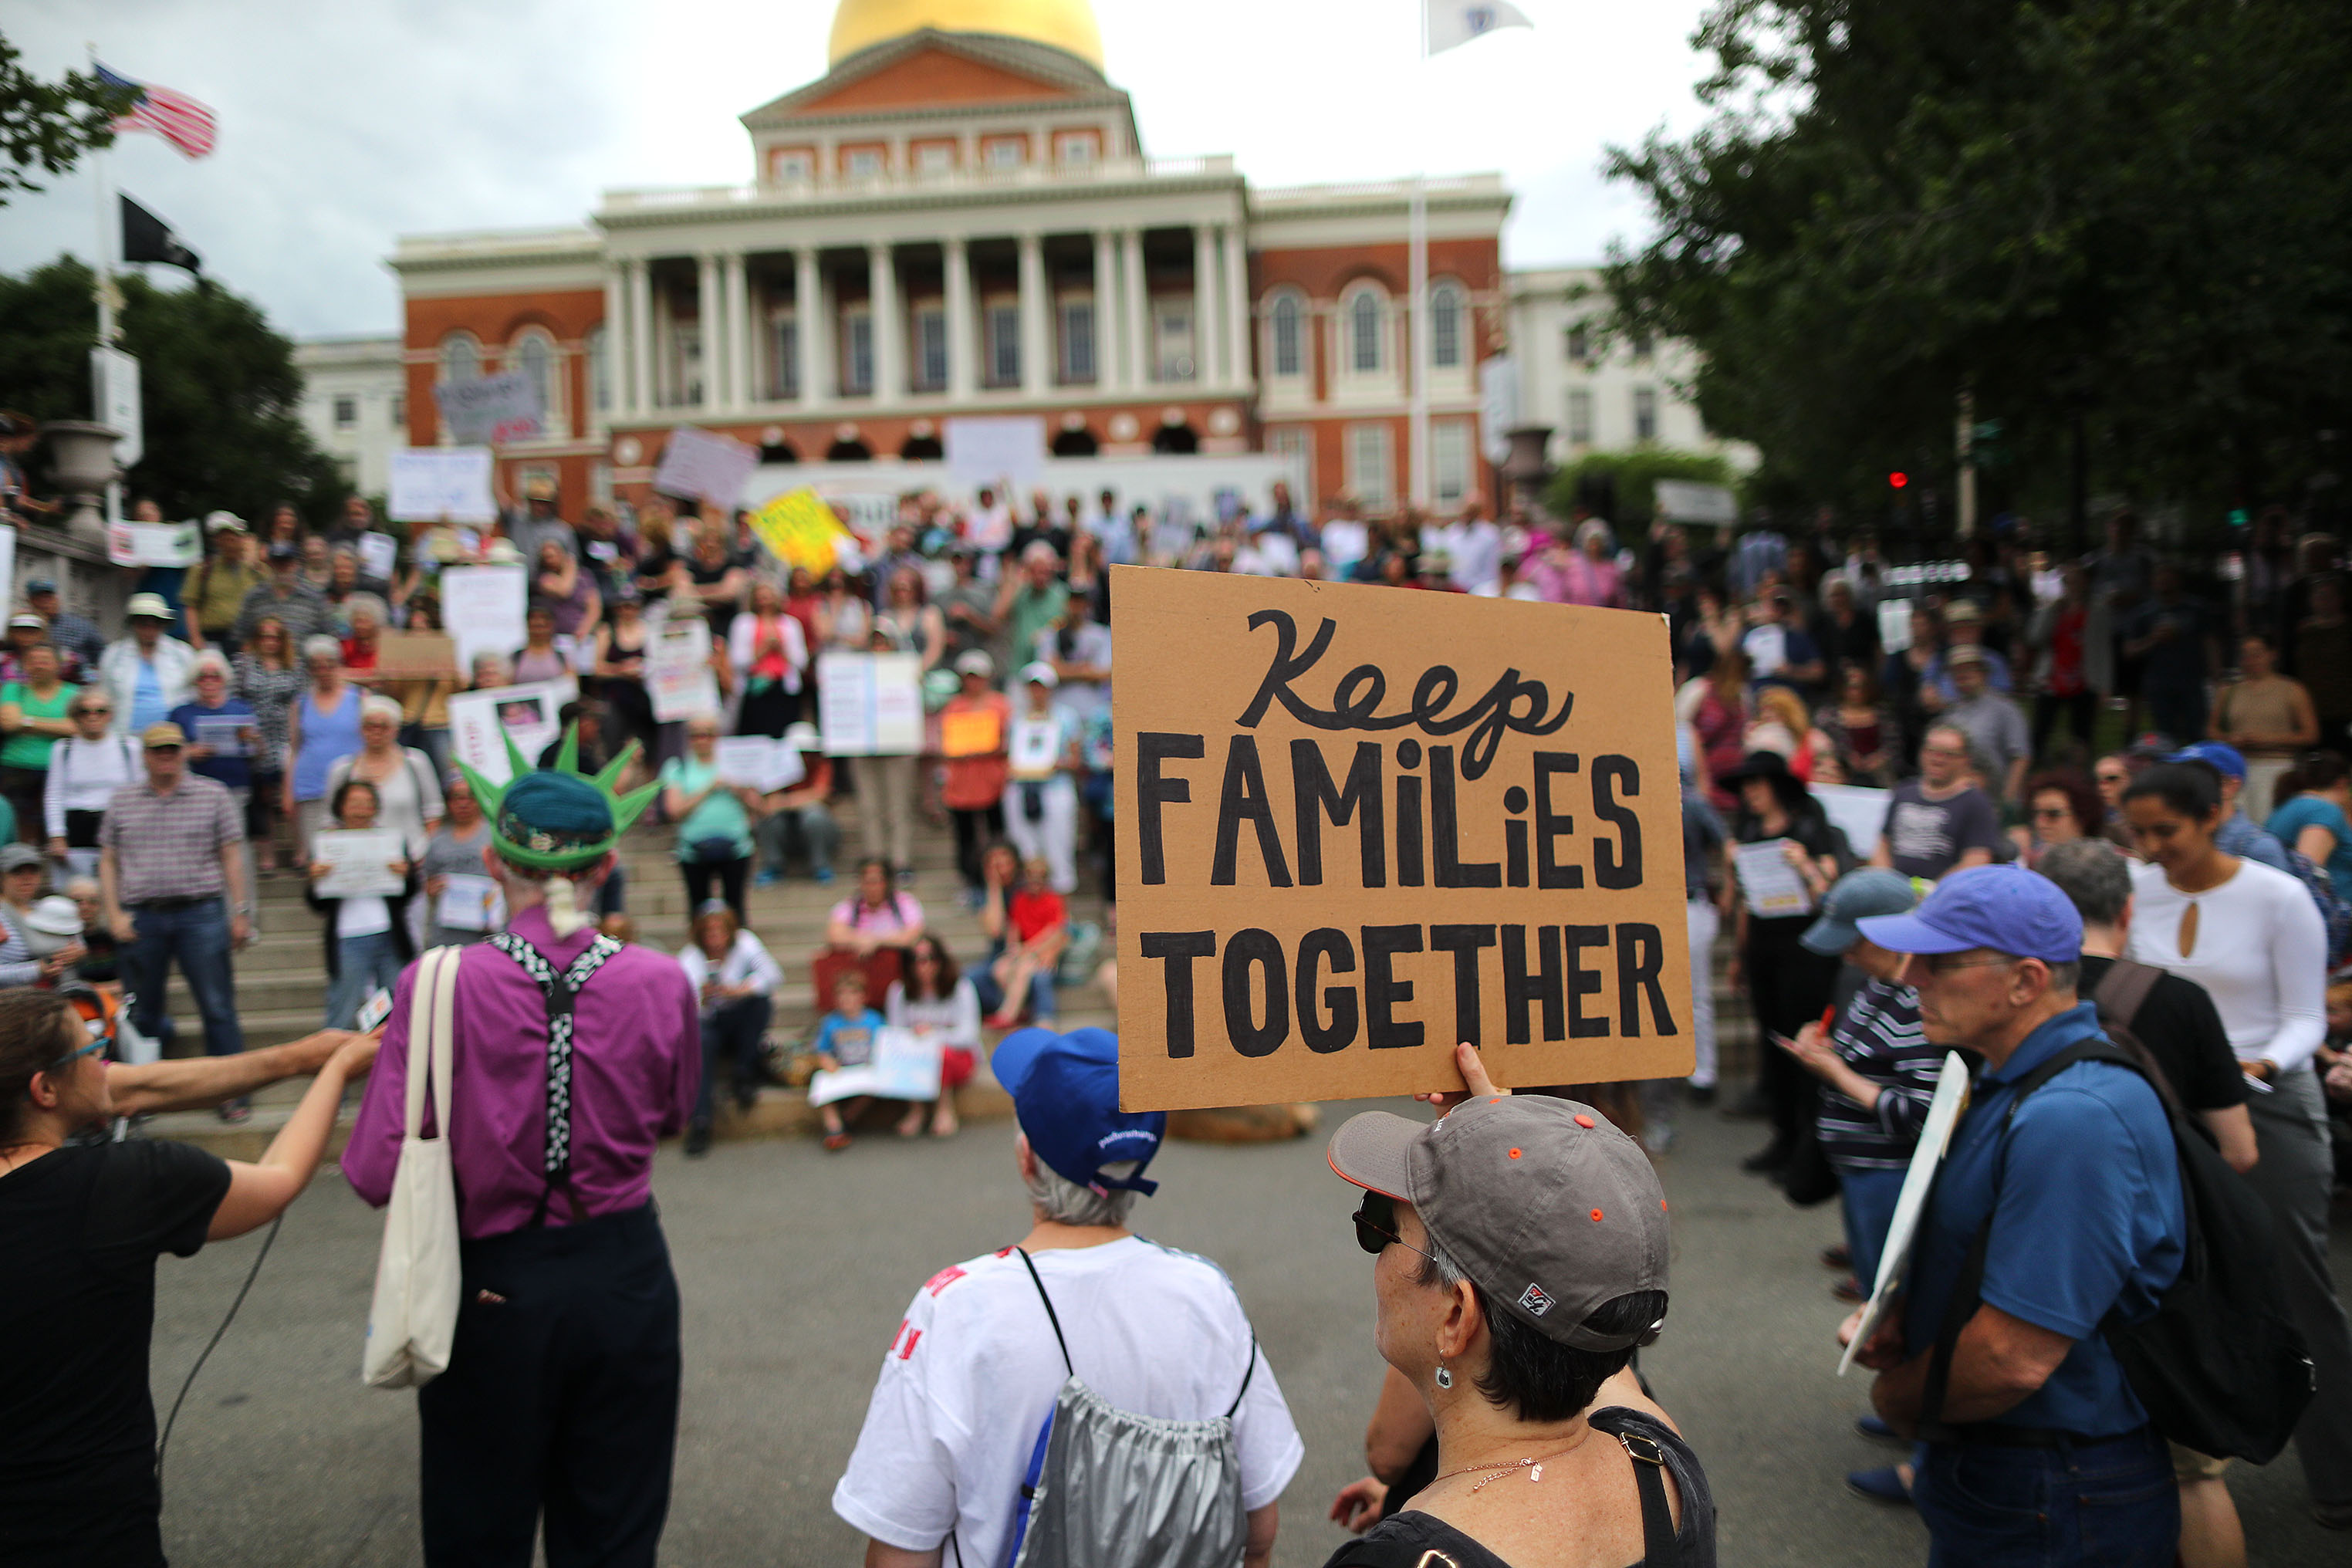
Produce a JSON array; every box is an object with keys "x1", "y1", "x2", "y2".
[{"x1": 828, "y1": 0, "x2": 1105, "y2": 69}]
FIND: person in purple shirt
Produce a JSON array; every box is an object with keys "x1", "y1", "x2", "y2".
[{"x1": 344, "y1": 728, "x2": 696, "y2": 1568}]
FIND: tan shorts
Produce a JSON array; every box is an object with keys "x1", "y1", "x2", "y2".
[{"x1": 2168, "y1": 1440, "x2": 2231, "y2": 1482}]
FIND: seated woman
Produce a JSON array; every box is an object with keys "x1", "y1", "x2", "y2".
[
  {"x1": 884, "y1": 933, "x2": 980, "y2": 1138},
  {"x1": 973, "y1": 851, "x2": 1066, "y2": 1031},
  {"x1": 674, "y1": 899, "x2": 782, "y2": 1159},
  {"x1": 824, "y1": 855, "x2": 926, "y2": 967},
  {"x1": 1323, "y1": 1043, "x2": 1714, "y2": 1567},
  {"x1": 305, "y1": 778, "x2": 417, "y2": 1030}
]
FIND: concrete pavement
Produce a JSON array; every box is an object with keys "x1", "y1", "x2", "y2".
[{"x1": 149, "y1": 1094, "x2": 2348, "y2": 1566}]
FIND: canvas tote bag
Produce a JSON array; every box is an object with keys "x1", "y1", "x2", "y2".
[{"x1": 363, "y1": 945, "x2": 465, "y2": 1388}]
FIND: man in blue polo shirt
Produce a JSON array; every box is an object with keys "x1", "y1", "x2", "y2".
[{"x1": 1843, "y1": 866, "x2": 2186, "y2": 1566}]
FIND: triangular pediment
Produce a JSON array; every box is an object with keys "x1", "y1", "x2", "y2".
[{"x1": 744, "y1": 30, "x2": 1111, "y2": 126}]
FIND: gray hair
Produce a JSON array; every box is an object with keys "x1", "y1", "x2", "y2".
[
  {"x1": 343, "y1": 592, "x2": 387, "y2": 628},
  {"x1": 191, "y1": 649, "x2": 231, "y2": 679},
  {"x1": 359, "y1": 694, "x2": 404, "y2": 725},
  {"x1": 1019, "y1": 1128, "x2": 1141, "y2": 1228},
  {"x1": 2038, "y1": 838, "x2": 2131, "y2": 928},
  {"x1": 302, "y1": 634, "x2": 342, "y2": 664}
]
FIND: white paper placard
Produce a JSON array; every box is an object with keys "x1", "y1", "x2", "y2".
[
  {"x1": 434, "y1": 873, "x2": 505, "y2": 932},
  {"x1": 439, "y1": 564, "x2": 529, "y2": 682},
  {"x1": 433, "y1": 372, "x2": 542, "y2": 447},
  {"x1": 1735, "y1": 836, "x2": 1816, "y2": 917},
  {"x1": 313, "y1": 828, "x2": 407, "y2": 898},
  {"x1": 1877, "y1": 596, "x2": 1914, "y2": 655},
  {"x1": 106, "y1": 520, "x2": 200, "y2": 568},
  {"x1": 357, "y1": 531, "x2": 399, "y2": 583},
  {"x1": 715, "y1": 735, "x2": 806, "y2": 794},
  {"x1": 1811, "y1": 784, "x2": 1894, "y2": 864},
  {"x1": 388, "y1": 448, "x2": 496, "y2": 525},
  {"x1": 1840, "y1": 1053, "x2": 1972, "y2": 1374},
  {"x1": 0, "y1": 525, "x2": 15, "y2": 623},
  {"x1": 647, "y1": 617, "x2": 721, "y2": 722},
  {"x1": 943, "y1": 415, "x2": 1046, "y2": 488},
  {"x1": 447, "y1": 679, "x2": 576, "y2": 786},
  {"x1": 808, "y1": 1026, "x2": 943, "y2": 1107},
  {"x1": 816, "y1": 651, "x2": 923, "y2": 756},
  {"x1": 191, "y1": 713, "x2": 250, "y2": 758},
  {"x1": 1009, "y1": 716, "x2": 1060, "y2": 780},
  {"x1": 652, "y1": 425, "x2": 759, "y2": 508}
]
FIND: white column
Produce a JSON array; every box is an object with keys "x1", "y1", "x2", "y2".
[
  {"x1": 796, "y1": 248, "x2": 828, "y2": 407},
  {"x1": 1222, "y1": 225, "x2": 1249, "y2": 390},
  {"x1": 723, "y1": 252, "x2": 751, "y2": 408},
  {"x1": 1018, "y1": 231, "x2": 1049, "y2": 397},
  {"x1": 869, "y1": 242, "x2": 901, "y2": 403},
  {"x1": 1407, "y1": 180, "x2": 1431, "y2": 505},
  {"x1": 697, "y1": 255, "x2": 724, "y2": 411},
  {"x1": 601, "y1": 262, "x2": 627, "y2": 425},
  {"x1": 1122, "y1": 229, "x2": 1148, "y2": 386},
  {"x1": 627, "y1": 259, "x2": 654, "y2": 415},
  {"x1": 945, "y1": 237, "x2": 975, "y2": 400},
  {"x1": 1192, "y1": 225, "x2": 1218, "y2": 385},
  {"x1": 1091, "y1": 229, "x2": 1118, "y2": 391}
]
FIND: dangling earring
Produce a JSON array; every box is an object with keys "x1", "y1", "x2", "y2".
[{"x1": 1434, "y1": 1362, "x2": 1454, "y2": 1391}]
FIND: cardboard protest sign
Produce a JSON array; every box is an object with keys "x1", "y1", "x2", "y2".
[
  {"x1": 1110, "y1": 566, "x2": 1691, "y2": 1112},
  {"x1": 653, "y1": 425, "x2": 758, "y2": 508},
  {"x1": 373, "y1": 631, "x2": 461, "y2": 680},
  {"x1": 750, "y1": 488, "x2": 853, "y2": 574},
  {"x1": 434, "y1": 372, "x2": 542, "y2": 447}
]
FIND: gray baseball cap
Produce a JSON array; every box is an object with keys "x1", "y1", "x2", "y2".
[{"x1": 1328, "y1": 1094, "x2": 1670, "y2": 1351}]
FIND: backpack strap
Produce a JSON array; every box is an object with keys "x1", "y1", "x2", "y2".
[
  {"x1": 1225, "y1": 1333, "x2": 1258, "y2": 1418},
  {"x1": 488, "y1": 931, "x2": 624, "y2": 1226},
  {"x1": 2090, "y1": 959, "x2": 2164, "y2": 1040},
  {"x1": 1012, "y1": 1246, "x2": 1075, "y2": 1377},
  {"x1": 1619, "y1": 1429, "x2": 1678, "y2": 1568}
]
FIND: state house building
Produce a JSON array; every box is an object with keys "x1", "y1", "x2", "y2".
[{"x1": 393, "y1": 0, "x2": 1513, "y2": 518}]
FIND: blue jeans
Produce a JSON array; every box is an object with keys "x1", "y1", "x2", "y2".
[
  {"x1": 1837, "y1": 1165, "x2": 1908, "y2": 1289},
  {"x1": 971, "y1": 961, "x2": 1056, "y2": 1023},
  {"x1": 122, "y1": 897, "x2": 244, "y2": 1057},
  {"x1": 1916, "y1": 1426, "x2": 2178, "y2": 1567},
  {"x1": 693, "y1": 994, "x2": 772, "y2": 1128},
  {"x1": 328, "y1": 931, "x2": 407, "y2": 1030}
]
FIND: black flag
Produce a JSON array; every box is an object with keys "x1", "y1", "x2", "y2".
[{"x1": 120, "y1": 194, "x2": 201, "y2": 275}]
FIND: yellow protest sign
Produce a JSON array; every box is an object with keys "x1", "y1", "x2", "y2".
[{"x1": 751, "y1": 488, "x2": 852, "y2": 574}]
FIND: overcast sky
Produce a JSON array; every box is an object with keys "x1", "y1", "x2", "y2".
[{"x1": 4, "y1": 0, "x2": 1720, "y2": 340}]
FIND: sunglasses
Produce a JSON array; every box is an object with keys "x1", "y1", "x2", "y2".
[
  {"x1": 1352, "y1": 1191, "x2": 1436, "y2": 1265},
  {"x1": 49, "y1": 1032, "x2": 107, "y2": 1070}
]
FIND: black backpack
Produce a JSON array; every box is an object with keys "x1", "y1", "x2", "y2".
[{"x1": 1921, "y1": 1036, "x2": 2314, "y2": 1462}]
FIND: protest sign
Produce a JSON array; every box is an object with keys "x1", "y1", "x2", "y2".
[
  {"x1": 749, "y1": 488, "x2": 853, "y2": 574},
  {"x1": 435, "y1": 874, "x2": 505, "y2": 934},
  {"x1": 1877, "y1": 596, "x2": 1914, "y2": 654},
  {"x1": 817, "y1": 652, "x2": 923, "y2": 755},
  {"x1": 943, "y1": 415, "x2": 1046, "y2": 488},
  {"x1": 0, "y1": 526, "x2": 18, "y2": 620},
  {"x1": 940, "y1": 707, "x2": 1002, "y2": 759},
  {"x1": 647, "y1": 617, "x2": 720, "y2": 721},
  {"x1": 438, "y1": 564, "x2": 527, "y2": 683},
  {"x1": 190, "y1": 713, "x2": 250, "y2": 758},
  {"x1": 1110, "y1": 566, "x2": 1690, "y2": 1112},
  {"x1": 1735, "y1": 839, "x2": 1815, "y2": 917},
  {"x1": 357, "y1": 531, "x2": 399, "y2": 583},
  {"x1": 433, "y1": 372, "x2": 542, "y2": 447},
  {"x1": 313, "y1": 828, "x2": 407, "y2": 898},
  {"x1": 107, "y1": 520, "x2": 199, "y2": 568},
  {"x1": 808, "y1": 1026, "x2": 943, "y2": 1107},
  {"x1": 1840, "y1": 1053, "x2": 1971, "y2": 1374},
  {"x1": 388, "y1": 448, "x2": 496, "y2": 525},
  {"x1": 715, "y1": 735, "x2": 806, "y2": 794},
  {"x1": 448, "y1": 680, "x2": 576, "y2": 786},
  {"x1": 653, "y1": 425, "x2": 759, "y2": 507},
  {"x1": 1009, "y1": 716, "x2": 1060, "y2": 779},
  {"x1": 374, "y1": 631, "x2": 461, "y2": 680},
  {"x1": 1812, "y1": 783, "x2": 1893, "y2": 863}
]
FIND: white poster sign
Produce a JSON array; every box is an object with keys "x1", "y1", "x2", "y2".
[
  {"x1": 434, "y1": 873, "x2": 505, "y2": 933},
  {"x1": 715, "y1": 735, "x2": 806, "y2": 794},
  {"x1": 1812, "y1": 784, "x2": 1894, "y2": 863},
  {"x1": 943, "y1": 416, "x2": 1046, "y2": 489},
  {"x1": 1840, "y1": 1053, "x2": 1972, "y2": 1374},
  {"x1": 357, "y1": 531, "x2": 400, "y2": 583},
  {"x1": 313, "y1": 828, "x2": 408, "y2": 898},
  {"x1": 647, "y1": 617, "x2": 721, "y2": 722},
  {"x1": 0, "y1": 525, "x2": 17, "y2": 621},
  {"x1": 106, "y1": 520, "x2": 200, "y2": 568},
  {"x1": 388, "y1": 448, "x2": 497, "y2": 525},
  {"x1": 653, "y1": 426, "x2": 759, "y2": 508},
  {"x1": 1877, "y1": 596, "x2": 1914, "y2": 654},
  {"x1": 439, "y1": 564, "x2": 528, "y2": 683},
  {"x1": 447, "y1": 679, "x2": 576, "y2": 786},
  {"x1": 91, "y1": 346, "x2": 142, "y2": 468},
  {"x1": 1009, "y1": 716, "x2": 1060, "y2": 780},
  {"x1": 817, "y1": 651, "x2": 923, "y2": 756},
  {"x1": 1735, "y1": 837, "x2": 1815, "y2": 917},
  {"x1": 1653, "y1": 480, "x2": 1739, "y2": 527},
  {"x1": 808, "y1": 1026, "x2": 943, "y2": 1107},
  {"x1": 433, "y1": 371, "x2": 542, "y2": 447}
]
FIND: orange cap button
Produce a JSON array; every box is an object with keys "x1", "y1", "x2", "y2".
[
  {"x1": 1590, "y1": 1208, "x2": 1605, "y2": 1222},
  {"x1": 1573, "y1": 1114, "x2": 1596, "y2": 1129},
  {"x1": 1507, "y1": 1147, "x2": 1522, "y2": 1159}
]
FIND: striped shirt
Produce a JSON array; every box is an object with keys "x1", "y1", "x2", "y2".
[
  {"x1": 98, "y1": 774, "x2": 243, "y2": 906},
  {"x1": 1813, "y1": 975, "x2": 1944, "y2": 1171}
]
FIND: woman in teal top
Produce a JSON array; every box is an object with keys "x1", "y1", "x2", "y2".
[
  {"x1": 0, "y1": 644, "x2": 76, "y2": 840},
  {"x1": 2269, "y1": 752, "x2": 2352, "y2": 901},
  {"x1": 658, "y1": 715, "x2": 762, "y2": 925}
]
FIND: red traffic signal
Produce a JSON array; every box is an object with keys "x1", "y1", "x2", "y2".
[{"x1": 1888, "y1": 471, "x2": 1910, "y2": 489}]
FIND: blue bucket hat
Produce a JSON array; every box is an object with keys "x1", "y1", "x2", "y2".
[{"x1": 991, "y1": 1026, "x2": 1165, "y2": 1196}]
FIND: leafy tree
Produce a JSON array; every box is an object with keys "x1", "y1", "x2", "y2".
[
  {"x1": 0, "y1": 36, "x2": 133, "y2": 204},
  {"x1": 1547, "y1": 448, "x2": 1737, "y2": 529},
  {"x1": 0, "y1": 256, "x2": 349, "y2": 525},
  {"x1": 1603, "y1": 0, "x2": 2352, "y2": 542}
]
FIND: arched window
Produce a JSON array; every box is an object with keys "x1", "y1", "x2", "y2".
[
  {"x1": 438, "y1": 333, "x2": 480, "y2": 385},
  {"x1": 511, "y1": 328, "x2": 560, "y2": 432},
  {"x1": 1268, "y1": 292, "x2": 1306, "y2": 379},
  {"x1": 1347, "y1": 286, "x2": 1386, "y2": 375},
  {"x1": 1430, "y1": 282, "x2": 1465, "y2": 370}
]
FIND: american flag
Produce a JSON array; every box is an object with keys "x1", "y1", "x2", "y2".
[{"x1": 95, "y1": 63, "x2": 218, "y2": 160}]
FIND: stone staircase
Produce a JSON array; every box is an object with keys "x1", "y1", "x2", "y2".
[{"x1": 145, "y1": 793, "x2": 1116, "y2": 1157}]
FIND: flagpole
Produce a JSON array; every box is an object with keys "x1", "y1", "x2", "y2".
[{"x1": 89, "y1": 42, "x2": 123, "y2": 528}]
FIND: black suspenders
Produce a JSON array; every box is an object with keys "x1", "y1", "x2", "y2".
[{"x1": 488, "y1": 931, "x2": 623, "y2": 1226}]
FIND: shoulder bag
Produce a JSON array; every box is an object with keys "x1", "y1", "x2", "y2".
[{"x1": 363, "y1": 944, "x2": 465, "y2": 1388}]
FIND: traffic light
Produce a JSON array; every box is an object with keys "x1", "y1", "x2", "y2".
[{"x1": 1888, "y1": 471, "x2": 1909, "y2": 489}]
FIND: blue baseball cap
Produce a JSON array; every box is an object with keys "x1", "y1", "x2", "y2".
[
  {"x1": 2168, "y1": 742, "x2": 2246, "y2": 781},
  {"x1": 1856, "y1": 864, "x2": 2083, "y2": 964},
  {"x1": 990, "y1": 1026, "x2": 1165, "y2": 1196},
  {"x1": 1800, "y1": 867, "x2": 1922, "y2": 956}
]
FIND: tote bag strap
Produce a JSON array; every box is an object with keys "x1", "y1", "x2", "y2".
[{"x1": 401, "y1": 948, "x2": 461, "y2": 1141}]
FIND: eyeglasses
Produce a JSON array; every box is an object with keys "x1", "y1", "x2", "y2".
[
  {"x1": 2031, "y1": 806, "x2": 2072, "y2": 820},
  {"x1": 73, "y1": 707, "x2": 110, "y2": 718},
  {"x1": 49, "y1": 1033, "x2": 107, "y2": 1070},
  {"x1": 1352, "y1": 1192, "x2": 1438, "y2": 1266}
]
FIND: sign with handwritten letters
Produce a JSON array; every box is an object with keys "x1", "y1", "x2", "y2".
[
  {"x1": 433, "y1": 373, "x2": 542, "y2": 447},
  {"x1": 1110, "y1": 566, "x2": 1691, "y2": 1111}
]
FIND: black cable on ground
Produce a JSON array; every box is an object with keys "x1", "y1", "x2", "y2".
[{"x1": 155, "y1": 1211, "x2": 283, "y2": 1482}]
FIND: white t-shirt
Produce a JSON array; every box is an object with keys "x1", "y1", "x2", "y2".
[
  {"x1": 336, "y1": 894, "x2": 391, "y2": 939},
  {"x1": 833, "y1": 1235, "x2": 1304, "y2": 1563}
]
